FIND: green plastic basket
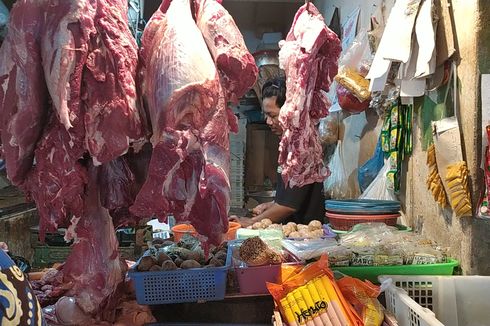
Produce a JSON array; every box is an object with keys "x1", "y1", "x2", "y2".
[{"x1": 332, "y1": 259, "x2": 459, "y2": 283}]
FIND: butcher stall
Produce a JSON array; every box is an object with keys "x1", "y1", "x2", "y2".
[{"x1": 0, "y1": 0, "x2": 489, "y2": 325}]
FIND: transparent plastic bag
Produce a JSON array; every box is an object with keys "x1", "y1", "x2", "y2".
[
  {"x1": 340, "y1": 223, "x2": 398, "y2": 248},
  {"x1": 319, "y1": 111, "x2": 340, "y2": 146},
  {"x1": 335, "y1": 30, "x2": 373, "y2": 103},
  {"x1": 281, "y1": 238, "x2": 338, "y2": 260},
  {"x1": 337, "y1": 277, "x2": 384, "y2": 326},
  {"x1": 359, "y1": 160, "x2": 397, "y2": 201},
  {"x1": 358, "y1": 138, "x2": 384, "y2": 192},
  {"x1": 324, "y1": 141, "x2": 356, "y2": 199}
]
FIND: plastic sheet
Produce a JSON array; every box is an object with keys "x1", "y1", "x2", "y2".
[
  {"x1": 359, "y1": 161, "x2": 397, "y2": 201},
  {"x1": 319, "y1": 111, "x2": 340, "y2": 146},
  {"x1": 281, "y1": 238, "x2": 338, "y2": 260}
]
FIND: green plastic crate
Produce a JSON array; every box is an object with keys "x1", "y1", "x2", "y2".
[{"x1": 332, "y1": 259, "x2": 459, "y2": 283}]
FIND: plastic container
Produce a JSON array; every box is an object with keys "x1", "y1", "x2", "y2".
[
  {"x1": 380, "y1": 275, "x2": 490, "y2": 326},
  {"x1": 333, "y1": 259, "x2": 459, "y2": 283},
  {"x1": 383, "y1": 283, "x2": 444, "y2": 326},
  {"x1": 326, "y1": 211, "x2": 400, "y2": 231},
  {"x1": 329, "y1": 223, "x2": 412, "y2": 234},
  {"x1": 129, "y1": 246, "x2": 232, "y2": 305},
  {"x1": 229, "y1": 239, "x2": 302, "y2": 295},
  {"x1": 172, "y1": 222, "x2": 241, "y2": 242}
]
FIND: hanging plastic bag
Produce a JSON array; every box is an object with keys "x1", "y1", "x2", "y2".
[
  {"x1": 319, "y1": 111, "x2": 340, "y2": 146},
  {"x1": 358, "y1": 137, "x2": 384, "y2": 192},
  {"x1": 335, "y1": 29, "x2": 373, "y2": 109},
  {"x1": 324, "y1": 141, "x2": 355, "y2": 199},
  {"x1": 359, "y1": 160, "x2": 397, "y2": 201}
]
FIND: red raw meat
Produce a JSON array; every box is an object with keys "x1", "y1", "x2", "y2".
[
  {"x1": 23, "y1": 116, "x2": 87, "y2": 241},
  {"x1": 195, "y1": 0, "x2": 258, "y2": 103},
  {"x1": 42, "y1": 0, "x2": 142, "y2": 165},
  {"x1": 37, "y1": 166, "x2": 126, "y2": 325},
  {"x1": 131, "y1": 0, "x2": 239, "y2": 246},
  {"x1": 59, "y1": 166, "x2": 126, "y2": 322},
  {"x1": 0, "y1": 0, "x2": 48, "y2": 186},
  {"x1": 0, "y1": 0, "x2": 143, "y2": 323},
  {"x1": 83, "y1": 0, "x2": 142, "y2": 164},
  {"x1": 278, "y1": 3, "x2": 341, "y2": 188}
]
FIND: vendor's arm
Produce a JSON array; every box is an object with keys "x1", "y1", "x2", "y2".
[
  {"x1": 251, "y1": 203, "x2": 296, "y2": 224},
  {"x1": 230, "y1": 203, "x2": 295, "y2": 227}
]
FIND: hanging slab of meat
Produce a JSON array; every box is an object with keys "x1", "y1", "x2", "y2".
[
  {"x1": 83, "y1": 0, "x2": 141, "y2": 164},
  {"x1": 278, "y1": 3, "x2": 341, "y2": 188},
  {"x1": 0, "y1": 1, "x2": 48, "y2": 186},
  {"x1": 23, "y1": 116, "x2": 87, "y2": 241},
  {"x1": 0, "y1": 0, "x2": 143, "y2": 323},
  {"x1": 41, "y1": 0, "x2": 142, "y2": 165},
  {"x1": 195, "y1": 0, "x2": 258, "y2": 103},
  {"x1": 131, "y1": 0, "x2": 232, "y2": 246},
  {"x1": 37, "y1": 166, "x2": 126, "y2": 325}
]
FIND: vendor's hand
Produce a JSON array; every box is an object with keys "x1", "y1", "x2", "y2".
[
  {"x1": 252, "y1": 202, "x2": 274, "y2": 216},
  {"x1": 229, "y1": 216, "x2": 255, "y2": 228}
]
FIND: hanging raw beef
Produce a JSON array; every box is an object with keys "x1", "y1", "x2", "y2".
[{"x1": 278, "y1": 3, "x2": 341, "y2": 188}]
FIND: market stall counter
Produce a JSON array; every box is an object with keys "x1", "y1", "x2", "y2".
[{"x1": 150, "y1": 294, "x2": 274, "y2": 324}]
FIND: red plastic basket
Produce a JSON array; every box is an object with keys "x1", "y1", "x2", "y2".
[{"x1": 326, "y1": 211, "x2": 400, "y2": 231}]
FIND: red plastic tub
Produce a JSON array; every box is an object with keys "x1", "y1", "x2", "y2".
[{"x1": 326, "y1": 211, "x2": 400, "y2": 231}]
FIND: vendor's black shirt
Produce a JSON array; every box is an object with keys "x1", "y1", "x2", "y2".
[{"x1": 275, "y1": 171, "x2": 325, "y2": 224}]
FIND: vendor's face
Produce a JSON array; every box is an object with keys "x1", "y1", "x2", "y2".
[{"x1": 263, "y1": 96, "x2": 282, "y2": 136}]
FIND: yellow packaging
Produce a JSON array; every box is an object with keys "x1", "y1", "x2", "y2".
[
  {"x1": 334, "y1": 67, "x2": 371, "y2": 102},
  {"x1": 280, "y1": 297, "x2": 299, "y2": 326},
  {"x1": 292, "y1": 289, "x2": 316, "y2": 326}
]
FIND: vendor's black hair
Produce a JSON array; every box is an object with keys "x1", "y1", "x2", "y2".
[{"x1": 262, "y1": 78, "x2": 286, "y2": 108}]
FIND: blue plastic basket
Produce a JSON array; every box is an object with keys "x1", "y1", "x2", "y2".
[{"x1": 129, "y1": 247, "x2": 232, "y2": 305}]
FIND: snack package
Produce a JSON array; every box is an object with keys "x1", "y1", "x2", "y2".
[
  {"x1": 267, "y1": 255, "x2": 363, "y2": 326},
  {"x1": 337, "y1": 277, "x2": 384, "y2": 326}
]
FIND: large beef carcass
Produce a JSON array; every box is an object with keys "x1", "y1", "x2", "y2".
[
  {"x1": 194, "y1": 0, "x2": 258, "y2": 103},
  {"x1": 131, "y1": 0, "x2": 227, "y2": 246},
  {"x1": 278, "y1": 3, "x2": 341, "y2": 188},
  {"x1": 0, "y1": 0, "x2": 143, "y2": 323},
  {"x1": 131, "y1": 0, "x2": 256, "y2": 246}
]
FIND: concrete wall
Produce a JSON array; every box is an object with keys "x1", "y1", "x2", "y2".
[{"x1": 315, "y1": 0, "x2": 489, "y2": 274}]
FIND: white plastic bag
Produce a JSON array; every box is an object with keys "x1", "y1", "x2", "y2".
[
  {"x1": 324, "y1": 141, "x2": 355, "y2": 199},
  {"x1": 359, "y1": 160, "x2": 397, "y2": 201}
]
